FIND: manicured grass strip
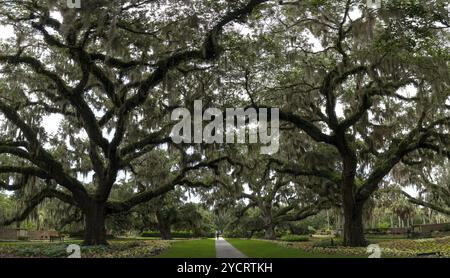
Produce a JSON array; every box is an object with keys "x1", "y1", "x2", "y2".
[
  {"x1": 226, "y1": 239, "x2": 362, "y2": 258},
  {"x1": 155, "y1": 239, "x2": 216, "y2": 258}
]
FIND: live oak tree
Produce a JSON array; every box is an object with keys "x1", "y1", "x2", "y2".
[
  {"x1": 0, "y1": 0, "x2": 269, "y2": 245},
  {"x1": 150, "y1": 194, "x2": 182, "y2": 240},
  {"x1": 1, "y1": 0, "x2": 449, "y2": 248},
  {"x1": 106, "y1": 181, "x2": 186, "y2": 239},
  {"x1": 0, "y1": 163, "x2": 84, "y2": 231},
  {"x1": 236, "y1": 158, "x2": 334, "y2": 239},
  {"x1": 110, "y1": 190, "x2": 213, "y2": 239},
  {"x1": 204, "y1": 147, "x2": 337, "y2": 239},
  {"x1": 109, "y1": 150, "x2": 189, "y2": 239},
  {"x1": 214, "y1": 0, "x2": 450, "y2": 246}
]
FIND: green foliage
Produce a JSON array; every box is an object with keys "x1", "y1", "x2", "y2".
[
  {"x1": 443, "y1": 224, "x2": 450, "y2": 232},
  {"x1": 141, "y1": 231, "x2": 194, "y2": 238},
  {"x1": 280, "y1": 235, "x2": 310, "y2": 242},
  {"x1": 378, "y1": 222, "x2": 391, "y2": 229},
  {"x1": 0, "y1": 0, "x2": 450, "y2": 250},
  {"x1": 279, "y1": 211, "x2": 330, "y2": 235},
  {"x1": 175, "y1": 204, "x2": 215, "y2": 237},
  {"x1": 0, "y1": 193, "x2": 14, "y2": 224},
  {"x1": 15, "y1": 244, "x2": 67, "y2": 258},
  {"x1": 0, "y1": 240, "x2": 169, "y2": 258}
]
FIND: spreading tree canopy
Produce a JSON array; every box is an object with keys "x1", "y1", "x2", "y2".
[
  {"x1": 0, "y1": 0, "x2": 449, "y2": 248},
  {"x1": 211, "y1": 0, "x2": 450, "y2": 245},
  {"x1": 0, "y1": 0, "x2": 269, "y2": 245}
]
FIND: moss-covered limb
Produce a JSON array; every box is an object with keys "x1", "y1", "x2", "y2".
[
  {"x1": 268, "y1": 157, "x2": 342, "y2": 184},
  {"x1": 0, "y1": 0, "x2": 271, "y2": 245},
  {"x1": 106, "y1": 156, "x2": 228, "y2": 214},
  {"x1": 0, "y1": 166, "x2": 50, "y2": 180},
  {"x1": 402, "y1": 191, "x2": 450, "y2": 216},
  {"x1": 1, "y1": 188, "x2": 76, "y2": 226},
  {"x1": 274, "y1": 202, "x2": 330, "y2": 223},
  {"x1": 0, "y1": 100, "x2": 89, "y2": 202},
  {"x1": 0, "y1": 166, "x2": 50, "y2": 191},
  {"x1": 122, "y1": 0, "x2": 271, "y2": 115},
  {"x1": 358, "y1": 128, "x2": 450, "y2": 203}
]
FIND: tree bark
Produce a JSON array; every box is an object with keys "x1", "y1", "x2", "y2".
[
  {"x1": 156, "y1": 209, "x2": 172, "y2": 240},
  {"x1": 83, "y1": 201, "x2": 108, "y2": 245},
  {"x1": 263, "y1": 218, "x2": 276, "y2": 240},
  {"x1": 262, "y1": 205, "x2": 276, "y2": 240},
  {"x1": 337, "y1": 132, "x2": 367, "y2": 247},
  {"x1": 343, "y1": 201, "x2": 366, "y2": 247},
  {"x1": 264, "y1": 224, "x2": 276, "y2": 239}
]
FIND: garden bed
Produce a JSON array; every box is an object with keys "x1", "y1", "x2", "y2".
[
  {"x1": 277, "y1": 236, "x2": 450, "y2": 258},
  {"x1": 0, "y1": 240, "x2": 170, "y2": 258}
]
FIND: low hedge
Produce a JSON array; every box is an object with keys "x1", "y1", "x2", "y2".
[
  {"x1": 280, "y1": 235, "x2": 310, "y2": 242},
  {"x1": 141, "y1": 231, "x2": 193, "y2": 238}
]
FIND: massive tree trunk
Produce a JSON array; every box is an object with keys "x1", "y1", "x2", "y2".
[
  {"x1": 339, "y1": 142, "x2": 367, "y2": 247},
  {"x1": 264, "y1": 223, "x2": 276, "y2": 240},
  {"x1": 263, "y1": 214, "x2": 276, "y2": 240},
  {"x1": 262, "y1": 205, "x2": 276, "y2": 240},
  {"x1": 343, "y1": 200, "x2": 366, "y2": 247},
  {"x1": 83, "y1": 201, "x2": 108, "y2": 246},
  {"x1": 156, "y1": 209, "x2": 172, "y2": 240}
]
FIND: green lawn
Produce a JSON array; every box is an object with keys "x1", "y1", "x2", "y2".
[
  {"x1": 226, "y1": 238, "x2": 363, "y2": 258},
  {"x1": 155, "y1": 239, "x2": 216, "y2": 258}
]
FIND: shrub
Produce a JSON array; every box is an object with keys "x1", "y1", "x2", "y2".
[
  {"x1": 280, "y1": 235, "x2": 310, "y2": 242},
  {"x1": 431, "y1": 231, "x2": 442, "y2": 238},
  {"x1": 141, "y1": 231, "x2": 193, "y2": 238},
  {"x1": 16, "y1": 244, "x2": 67, "y2": 258},
  {"x1": 251, "y1": 231, "x2": 265, "y2": 239},
  {"x1": 378, "y1": 222, "x2": 391, "y2": 229},
  {"x1": 42, "y1": 245, "x2": 67, "y2": 257},
  {"x1": 442, "y1": 224, "x2": 450, "y2": 232}
]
